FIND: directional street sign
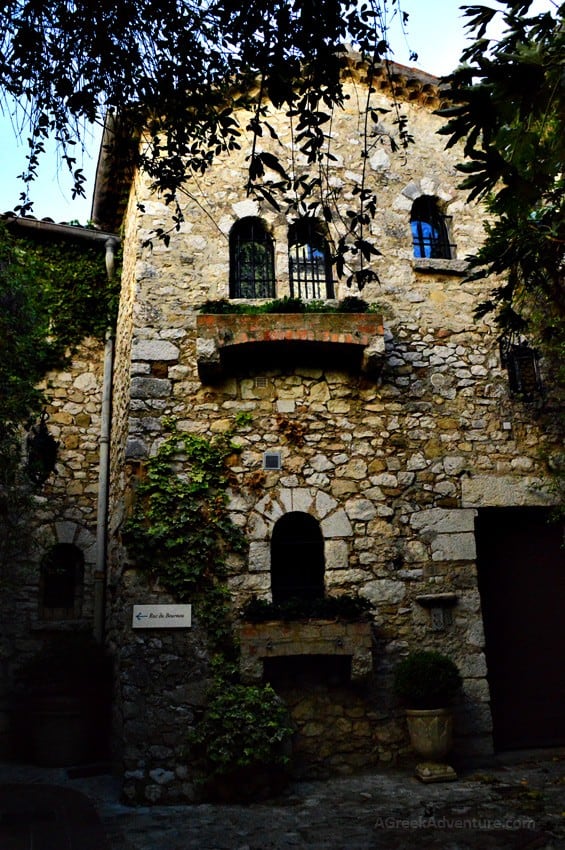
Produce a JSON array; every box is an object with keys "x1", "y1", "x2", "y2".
[{"x1": 132, "y1": 604, "x2": 192, "y2": 629}]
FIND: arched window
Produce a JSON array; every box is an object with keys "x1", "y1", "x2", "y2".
[
  {"x1": 39, "y1": 543, "x2": 84, "y2": 620},
  {"x1": 229, "y1": 217, "x2": 275, "y2": 299},
  {"x1": 271, "y1": 512, "x2": 325, "y2": 605},
  {"x1": 410, "y1": 196, "x2": 452, "y2": 259},
  {"x1": 288, "y1": 219, "x2": 333, "y2": 300}
]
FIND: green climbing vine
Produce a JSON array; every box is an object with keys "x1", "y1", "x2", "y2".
[
  {"x1": 123, "y1": 421, "x2": 294, "y2": 798},
  {"x1": 0, "y1": 222, "x2": 119, "y2": 581},
  {"x1": 123, "y1": 424, "x2": 246, "y2": 619}
]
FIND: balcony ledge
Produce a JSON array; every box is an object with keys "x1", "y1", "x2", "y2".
[
  {"x1": 238, "y1": 618, "x2": 373, "y2": 684},
  {"x1": 196, "y1": 313, "x2": 385, "y2": 381}
]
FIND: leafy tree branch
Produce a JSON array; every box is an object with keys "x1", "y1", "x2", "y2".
[{"x1": 440, "y1": 1, "x2": 564, "y2": 378}]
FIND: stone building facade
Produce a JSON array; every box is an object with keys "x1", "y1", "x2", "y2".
[
  {"x1": 92, "y1": 60, "x2": 563, "y2": 803},
  {"x1": 2, "y1": 60, "x2": 562, "y2": 800}
]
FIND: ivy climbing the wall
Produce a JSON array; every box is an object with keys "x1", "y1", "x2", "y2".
[
  {"x1": 123, "y1": 424, "x2": 246, "y2": 613},
  {"x1": 0, "y1": 223, "x2": 118, "y2": 451},
  {"x1": 123, "y1": 421, "x2": 294, "y2": 800},
  {"x1": 0, "y1": 222, "x2": 119, "y2": 581}
]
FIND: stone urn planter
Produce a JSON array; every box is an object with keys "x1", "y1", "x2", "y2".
[
  {"x1": 405, "y1": 708, "x2": 454, "y2": 761},
  {"x1": 394, "y1": 650, "x2": 462, "y2": 781}
]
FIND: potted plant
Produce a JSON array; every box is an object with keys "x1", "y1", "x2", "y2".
[
  {"x1": 189, "y1": 683, "x2": 294, "y2": 802},
  {"x1": 15, "y1": 634, "x2": 112, "y2": 767},
  {"x1": 393, "y1": 650, "x2": 462, "y2": 762}
]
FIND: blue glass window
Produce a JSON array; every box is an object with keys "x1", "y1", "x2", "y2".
[{"x1": 411, "y1": 196, "x2": 452, "y2": 259}]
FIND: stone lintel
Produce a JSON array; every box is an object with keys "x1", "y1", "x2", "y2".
[
  {"x1": 461, "y1": 475, "x2": 554, "y2": 508},
  {"x1": 413, "y1": 258, "x2": 468, "y2": 276}
]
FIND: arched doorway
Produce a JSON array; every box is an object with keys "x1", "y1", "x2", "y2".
[{"x1": 271, "y1": 512, "x2": 324, "y2": 605}]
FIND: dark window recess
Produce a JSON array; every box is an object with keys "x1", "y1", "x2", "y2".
[
  {"x1": 40, "y1": 543, "x2": 84, "y2": 620},
  {"x1": 288, "y1": 219, "x2": 333, "y2": 300},
  {"x1": 411, "y1": 196, "x2": 452, "y2": 259},
  {"x1": 504, "y1": 343, "x2": 543, "y2": 399},
  {"x1": 263, "y1": 655, "x2": 352, "y2": 687},
  {"x1": 229, "y1": 217, "x2": 275, "y2": 299},
  {"x1": 271, "y1": 512, "x2": 325, "y2": 605},
  {"x1": 26, "y1": 410, "x2": 59, "y2": 485}
]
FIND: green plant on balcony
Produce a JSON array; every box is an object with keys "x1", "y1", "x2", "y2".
[
  {"x1": 242, "y1": 593, "x2": 372, "y2": 623},
  {"x1": 199, "y1": 296, "x2": 373, "y2": 315}
]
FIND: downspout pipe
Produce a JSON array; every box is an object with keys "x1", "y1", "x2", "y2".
[{"x1": 94, "y1": 236, "x2": 119, "y2": 644}]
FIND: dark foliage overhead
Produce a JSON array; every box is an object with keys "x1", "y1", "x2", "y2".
[
  {"x1": 0, "y1": 0, "x2": 413, "y2": 210},
  {"x1": 440, "y1": 1, "x2": 564, "y2": 364}
]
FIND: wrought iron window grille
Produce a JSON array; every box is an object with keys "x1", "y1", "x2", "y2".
[
  {"x1": 288, "y1": 220, "x2": 333, "y2": 300},
  {"x1": 229, "y1": 217, "x2": 275, "y2": 299},
  {"x1": 499, "y1": 335, "x2": 543, "y2": 400}
]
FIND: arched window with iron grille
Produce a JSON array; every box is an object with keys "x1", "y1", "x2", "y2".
[
  {"x1": 271, "y1": 512, "x2": 325, "y2": 605},
  {"x1": 410, "y1": 196, "x2": 452, "y2": 259},
  {"x1": 229, "y1": 217, "x2": 275, "y2": 299},
  {"x1": 288, "y1": 219, "x2": 333, "y2": 300}
]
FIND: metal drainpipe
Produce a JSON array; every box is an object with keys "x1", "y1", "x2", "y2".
[{"x1": 93, "y1": 237, "x2": 118, "y2": 644}]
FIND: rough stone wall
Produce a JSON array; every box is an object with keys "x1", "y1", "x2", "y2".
[
  {"x1": 0, "y1": 338, "x2": 104, "y2": 756},
  {"x1": 107, "y1": 71, "x2": 562, "y2": 801}
]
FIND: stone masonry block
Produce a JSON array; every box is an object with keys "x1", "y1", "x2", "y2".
[
  {"x1": 431, "y1": 532, "x2": 476, "y2": 562},
  {"x1": 132, "y1": 340, "x2": 180, "y2": 361},
  {"x1": 410, "y1": 507, "x2": 477, "y2": 534}
]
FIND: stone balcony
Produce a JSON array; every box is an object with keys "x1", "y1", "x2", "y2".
[
  {"x1": 238, "y1": 619, "x2": 374, "y2": 684},
  {"x1": 196, "y1": 313, "x2": 385, "y2": 381}
]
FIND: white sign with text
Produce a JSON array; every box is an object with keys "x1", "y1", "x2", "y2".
[{"x1": 132, "y1": 604, "x2": 192, "y2": 629}]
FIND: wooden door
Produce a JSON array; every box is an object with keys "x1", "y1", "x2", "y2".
[{"x1": 476, "y1": 507, "x2": 565, "y2": 750}]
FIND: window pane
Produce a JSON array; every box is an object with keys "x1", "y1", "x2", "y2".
[
  {"x1": 230, "y1": 218, "x2": 275, "y2": 299},
  {"x1": 289, "y1": 221, "x2": 333, "y2": 299},
  {"x1": 411, "y1": 197, "x2": 451, "y2": 259},
  {"x1": 40, "y1": 543, "x2": 83, "y2": 619}
]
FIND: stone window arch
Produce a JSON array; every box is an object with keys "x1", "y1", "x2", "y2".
[
  {"x1": 229, "y1": 216, "x2": 275, "y2": 299},
  {"x1": 39, "y1": 543, "x2": 84, "y2": 620},
  {"x1": 288, "y1": 219, "x2": 333, "y2": 300},
  {"x1": 271, "y1": 512, "x2": 325, "y2": 605},
  {"x1": 410, "y1": 196, "x2": 452, "y2": 259}
]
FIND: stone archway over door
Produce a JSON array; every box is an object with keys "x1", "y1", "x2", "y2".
[{"x1": 476, "y1": 507, "x2": 565, "y2": 750}]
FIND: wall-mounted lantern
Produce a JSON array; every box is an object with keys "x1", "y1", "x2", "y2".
[
  {"x1": 499, "y1": 335, "x2": 543, "y2": 400},
  {"x1": 26, "y1": 410, "x2": 59, "y2": 485}
]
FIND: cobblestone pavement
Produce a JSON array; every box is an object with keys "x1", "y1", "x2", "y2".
[{"x1": 1, "y1": 753, "x2": 564, "y2": 850}]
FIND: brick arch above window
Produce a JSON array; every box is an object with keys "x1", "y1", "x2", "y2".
[{"x1": 248, "y1": 486, "x2": 354, "y2": 537}]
